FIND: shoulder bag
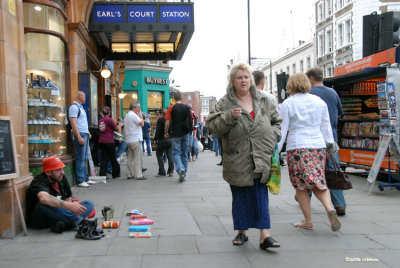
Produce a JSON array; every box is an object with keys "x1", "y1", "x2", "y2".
[{"x1": 325, "y1": 157, "x2": 352, "y2": 190}]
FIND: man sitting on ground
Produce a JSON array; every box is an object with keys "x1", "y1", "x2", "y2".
[{"x1": 26, "y1": 156, "x2": 94, "y2": 233}]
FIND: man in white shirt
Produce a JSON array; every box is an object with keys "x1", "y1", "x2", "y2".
[
  {"x1": 253, "y1": 70, "x2": 277, "y2": 105},
  {"x1": 124, "y1": 101, "x2": 146, "y2": 180}
]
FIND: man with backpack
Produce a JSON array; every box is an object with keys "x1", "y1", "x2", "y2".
[
  {"x1": 164, "y1": 90, "x2": 192, "y2": 182},
  {"x1": 69, "y1": 91, "x2": 95, "y2": 187}
]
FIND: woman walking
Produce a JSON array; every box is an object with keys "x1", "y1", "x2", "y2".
[
  {"x1": 207, "y1": 63, "x2": 282, "y2": 250},
  {"x1": 278, "y1": 73, "x2": 341, "y2": 232}
]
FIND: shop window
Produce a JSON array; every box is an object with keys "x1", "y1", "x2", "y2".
[
  {"x1": 147, "y1": 91, "x2": 163, "y2": 109},
  {"x1": 23, "y1": 3, "x2": 65, "y2": 35},
  {"x1": 25, "y1": 32, "x2": 67, "y2": 158},
  {"x1": 122, "y1": 92, "x2": 139, "y2": 117}
]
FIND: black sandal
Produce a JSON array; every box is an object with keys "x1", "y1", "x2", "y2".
[
  {"x1": 232, "y1": 233, "x2": 248, "y2": 246},
  {"x1": 260, "y1": 236, "x2": 280, "y2": 249}
]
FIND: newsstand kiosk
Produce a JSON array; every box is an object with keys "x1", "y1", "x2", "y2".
[{"x1": 324, "y1": 47, "x2": 400, "y2": 183}]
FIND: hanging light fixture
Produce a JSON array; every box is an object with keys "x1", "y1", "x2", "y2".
[
  {"x1": 100, "y1": 64, "x2": 111, "y2": 79},
  {"x1": 118, "y1": 92, "x2": 127, "y2": 99},
  {"x1": 94, "y1": 59, "x2": 112, "y2": 79}
]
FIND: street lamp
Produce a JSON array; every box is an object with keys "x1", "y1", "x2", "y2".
[{"x1": 250, "y1": 57, "x2": 273, "y2": 94}]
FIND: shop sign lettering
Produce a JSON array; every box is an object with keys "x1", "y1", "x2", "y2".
[
  {"x1": 92, "y1": 4, "x2": 192, "y2": 24},
  {"x1": 160, "y1": 5, "x2": 192, "y2": 23},
  {"x1": 127, "y1": 5, "x2": 157, "y2": 23},
  {"x1": 145, "y1": 77, "x2": 167, "y2": 85},
  {"x1": 93, "y1": 5, "x2": 124, "y2": 23}
]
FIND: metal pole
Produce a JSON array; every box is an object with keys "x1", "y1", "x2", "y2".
[
  {"x1": 269, "y1": 59, "x2": 273, "y2": 94},
  {"x1": 247, "y1": 0, "x2": 251, "y2": 65}
]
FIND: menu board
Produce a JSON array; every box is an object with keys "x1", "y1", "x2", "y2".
[{"x1": 0, "y1": 117, "x2": 18, "y2": 179}]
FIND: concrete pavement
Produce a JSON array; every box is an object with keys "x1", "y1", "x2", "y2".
[{"x1": 1, "y1": 150, "x2": 399, "y2": 268}]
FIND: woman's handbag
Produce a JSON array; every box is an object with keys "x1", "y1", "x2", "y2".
[
  {"x1": 325, "y1": 157, "x2": 352, "y2": 190},
  {"x1": 267, "y1": 144, "x2": 281, "y2": 195}
]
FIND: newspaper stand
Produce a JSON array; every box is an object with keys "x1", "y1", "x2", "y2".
[{"x1": 323, "y1": 47, "x2": 400, "y2": 181}]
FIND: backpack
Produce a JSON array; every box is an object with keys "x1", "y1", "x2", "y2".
[
  {"x1": 182, "y1": 105, "x2": 193, "y2": 135},
  {"x1": 64, "y1": 103, "x2": 81, "y2": 130}
]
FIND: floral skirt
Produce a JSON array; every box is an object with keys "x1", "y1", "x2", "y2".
[{"x1": 287, "y1": 148, "x2": 328, "y2": 190}]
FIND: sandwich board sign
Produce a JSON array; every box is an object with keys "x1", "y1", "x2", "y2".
[{"x1": 366, "y1": 134, "x2": 400, "y2": 194}]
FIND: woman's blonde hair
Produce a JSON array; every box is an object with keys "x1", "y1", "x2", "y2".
[
  {"x1": 228, "y1": 63, "x2": 255, "y2": 89},
  {"x1": 286, "y1": 73, "x2": 311, "y2": 94}
]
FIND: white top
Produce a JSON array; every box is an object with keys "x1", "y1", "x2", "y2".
[
  {"x1": 277, "y1": 93, "x2": 334, "y2": 152},
  {"x1": 123, "y1": 110, "x2": 143, "y2": 143}
]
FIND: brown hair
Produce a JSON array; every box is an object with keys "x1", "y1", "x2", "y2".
[
  {"x1": 286, "y1": 73, "x2": 311, "y2": 94},
  {"x1": 306, "y1": 68, "x2": 324, "y2": 82}
]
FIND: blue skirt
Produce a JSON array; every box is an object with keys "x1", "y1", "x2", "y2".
[{"x1": 230, "y1": 179, "x2": 271, "y2": 230}]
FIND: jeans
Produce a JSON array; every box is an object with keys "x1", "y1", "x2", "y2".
[
  {"x1": 170, "y1": 134, "x2": 189, "y2": 177},
  {"x1": 73, "y1": 132, "x2": 89, "y2": 184},
  {"x1": 327, "y1": 152, "x2": 347, "y2": 208},
  {"x1": 156, "y1": 139, "x2": 174, "y2": 175},
  {"x1": 30, "y1": 200, "x2": 94, "y2": 228},
  {"x1": 142, "y1": 135, "x2": 152, "y2": 156},
  {"x1": 191, "y1": 137, "x2": 199, "y2": 158},
  {"x1": 108, "y1": 141, "x2": 127, "y2": 171},
  {"x1": 188, "y1": 134, "x2": 193, "y2": 159}
]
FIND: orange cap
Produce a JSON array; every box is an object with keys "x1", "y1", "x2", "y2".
[{"x1": 42, "y1": 156, "x2": 65, "y2": 172}]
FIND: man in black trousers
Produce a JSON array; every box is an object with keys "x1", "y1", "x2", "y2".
[{"x1": 154, "y1": 108, "x2": 174, "y2": 177}]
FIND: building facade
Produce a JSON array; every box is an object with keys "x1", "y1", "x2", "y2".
[
  {"x1": 260, "y1": 40, "x2": 315, "y2": 101},
  {"x1": 182, "y1": 91, "x2": 201, "y2": 118},
  {"x1": 200, "y1": 95, "x2": 217, "y2": 123},
  {"x1": 315, "y1": 0, "x2": 400, "y2": 76}
]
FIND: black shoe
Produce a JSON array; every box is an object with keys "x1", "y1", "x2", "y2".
[
  {"x1": 142, "y1": 168, "x2": 147, "y2": 172},
  {"x1": 51, "y1": 221, "x2": 67, "y2": 234},
  {"x1": 335, "y1": 206, "x2": 346, "y2": 216},
  {"x1": 217, "y1": 162, "x2": 222, "y2": 166}
]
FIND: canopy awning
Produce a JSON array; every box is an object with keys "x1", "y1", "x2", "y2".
[{"x1": 89, "y1": 2, "x2": 194, "y2": 62}]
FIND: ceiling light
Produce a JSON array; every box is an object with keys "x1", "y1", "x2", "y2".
[{"x1": 34, "y1": 5, "x2": 42, "y2": 11}]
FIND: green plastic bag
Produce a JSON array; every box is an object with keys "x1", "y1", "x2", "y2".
[{"x1": 267, "y1": 144, "x2": 281, "y2": 195}]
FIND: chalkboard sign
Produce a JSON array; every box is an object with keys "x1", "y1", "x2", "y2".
[{"x1": 0, "y1": 116, "x2": 18, "y2": 180}]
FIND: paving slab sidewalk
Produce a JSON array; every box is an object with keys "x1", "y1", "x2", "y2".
[{"x1": 1, "y1": 150, "x2": 399, "y2": 268}]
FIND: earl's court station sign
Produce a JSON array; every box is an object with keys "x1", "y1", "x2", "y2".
[{"x1": 89, "y1": 2, "x2": 194, "y2": 62}]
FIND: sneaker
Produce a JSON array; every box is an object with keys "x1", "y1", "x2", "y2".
[
  {"x1": 178, "y1": 169, "x2": 185, "y2": 183},
  {"x1": 51, "y1": 221, "x2": 67, "y2": 233},
  {"x1": 87, "y1": 180, "x2": 96, "y2": 184},
  {"x1": 77, "y1": 182, "x2": 90, "y2": 187},
  {"x1": 135, "y1": 176, "x2": 147, "y2": 180}
]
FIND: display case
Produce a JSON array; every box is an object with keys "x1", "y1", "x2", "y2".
[
  {"x1": 324, "y1": 67, "x2": 399, "y2": 173},
  {"x1": 26, "y1": 71, "x2": 67, "y2": 158}
]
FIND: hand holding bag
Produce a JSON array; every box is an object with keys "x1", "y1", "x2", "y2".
[
  {"x1": 325, "y1": 157, "x2": 352, "y2": 190},
  {"x1": 267, "y1": 144, "x2": 281, "y2": 195}
]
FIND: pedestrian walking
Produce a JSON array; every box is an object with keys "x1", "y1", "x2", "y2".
[
  {"x1": 207, "y1": 63, "x2": 282, "y2": 250},
  {"x1": 142, "y1": 115, "x2": 152, "y2": 156},
  {"x1": 307, "y1": 67, "x2": 347, "y2": 216},
  {"x1": 278, "y1": 73, "x2": 341, "y2": 232},
  {"x1": 164, "y1": 90, "x2": 191, "y2": 182},
  {"x1": 154, "y1": 108, "x2": 174, "y2": 177}
]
